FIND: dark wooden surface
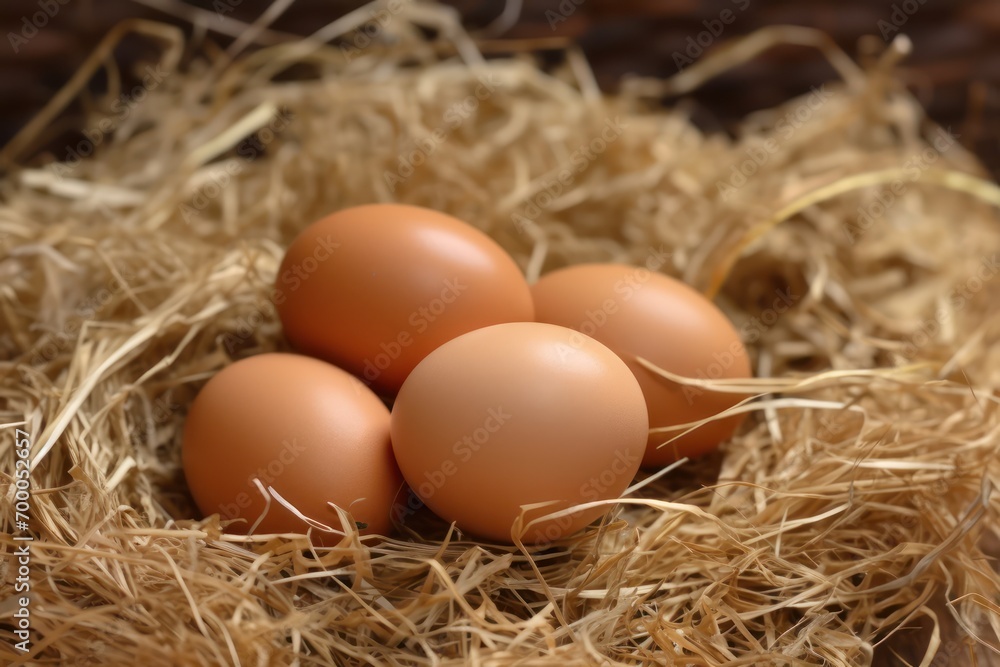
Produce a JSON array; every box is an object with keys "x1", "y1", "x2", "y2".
[{"x1": 2, "y1": 0, "x2": 999, "y2": 176}]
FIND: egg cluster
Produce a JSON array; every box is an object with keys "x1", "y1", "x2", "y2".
[{"x1": 182, "y1": 204, "x2": 751, "y2": 544}]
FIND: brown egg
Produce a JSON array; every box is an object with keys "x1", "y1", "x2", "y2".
[
  {"x1": 274, "y1": 204, "x2": 534, "y2": 395},
  {"x1": 530, "y1": 263, "x2": 752, "y2": 467},
  {"x1": 182, "y1": 353, "x2": 403, "y2": 542},
  {"x1": 390, "y1": 322, "x2": 647, "y2": 544}
]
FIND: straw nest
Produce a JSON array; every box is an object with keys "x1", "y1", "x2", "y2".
[{"x1": 2, "y1": 3, "x2": 1000, "y2": 665}]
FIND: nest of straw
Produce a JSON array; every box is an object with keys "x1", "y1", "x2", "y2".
[{"x1": 2, "y1": 3, "x2": 1000, "y2": 665}]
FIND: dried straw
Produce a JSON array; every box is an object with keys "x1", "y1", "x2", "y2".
[{"x1": 2, "y1": 2, "x2": 1000, "y2": 665}]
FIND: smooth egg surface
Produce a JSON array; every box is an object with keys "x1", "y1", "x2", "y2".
[
  {"x1": 275, "y1": 204, "x2": 534, "y2": 395},
  {"x1": 390, "y1": 322, "x2": 647, "y2": 544},
  {"x1": 530, "y1": 263, "x2": 752, "y2": 467},
  {"x1": 182, "y1": 353, "x2": 402, "y2": 542}
]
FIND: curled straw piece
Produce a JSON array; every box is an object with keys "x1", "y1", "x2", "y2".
[
  {"x1": 0, "y1": 20, "x2": 184, "y2": 167},
  {"x1": 704, "y1": 166, "x2": 1000, "y2": 299},
  {"x1": 688, "y1": 33, "x2": 1000, "y2": 298}
]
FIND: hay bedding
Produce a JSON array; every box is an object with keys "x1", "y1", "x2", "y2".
[{"x1": 2, "y1": 2, "x2": 1000, "y2": 665}]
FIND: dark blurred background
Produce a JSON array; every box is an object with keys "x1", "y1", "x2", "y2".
[{"x1": 2, "y1": 0, "x2": 999, "y2": 176}]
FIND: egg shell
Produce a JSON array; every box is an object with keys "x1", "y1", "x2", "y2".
[
  {"x1": 390, "y1": 322, "x2": 647, "y2": 544},
  {"x1": 530, "y1": 263, "x2": 752, "y2": 467},
  {"x1": 182, "y1": 353, "x2": 403, "y2": 543},
  {"x1": 275, "y1": 204, "x2": 534, "y2": 395}
]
